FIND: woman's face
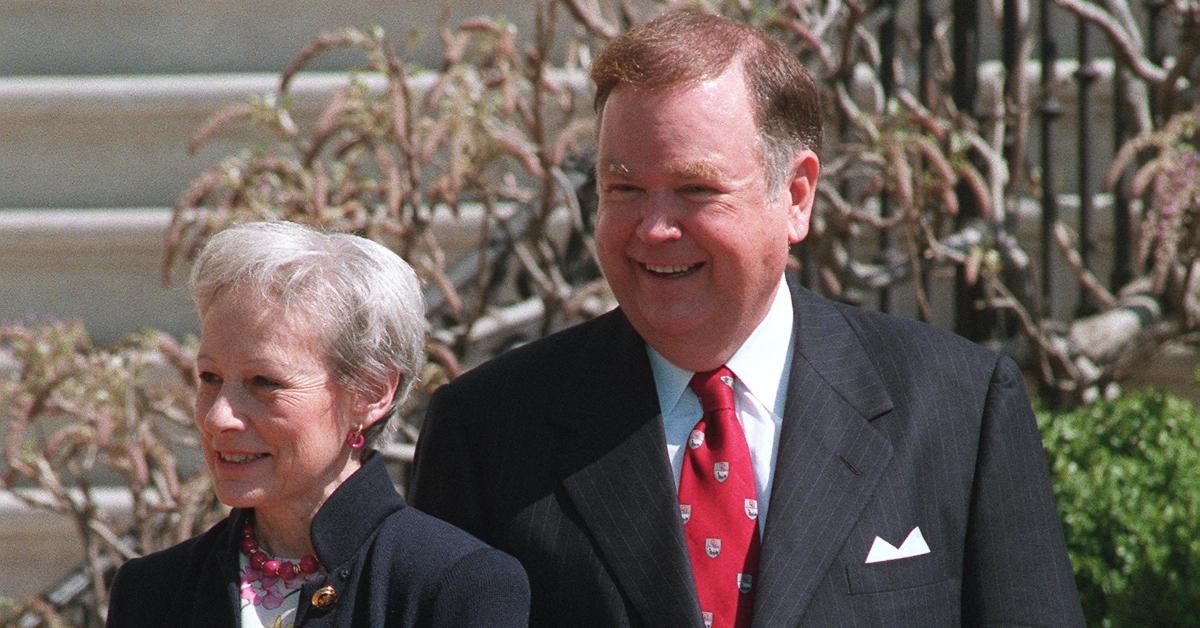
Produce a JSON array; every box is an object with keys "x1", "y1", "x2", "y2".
[{"x1": 194, "y1": 288, "x2": 360, "y2": 518}]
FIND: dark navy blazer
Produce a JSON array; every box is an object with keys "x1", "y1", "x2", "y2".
[
  {"x1": 410, "y1": 281, "x2": 1084, "y2": 627},
  {"x1": 107, "y1": 454, "x2": 529, "y2": 627}
]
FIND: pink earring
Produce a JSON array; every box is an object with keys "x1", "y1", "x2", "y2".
[{"x1": 345, "y1": 424, "x2": 365, "y2": 450}]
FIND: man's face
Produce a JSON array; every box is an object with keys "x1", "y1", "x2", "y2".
[{"x1": 594, "y1": 62, "x2": 817, "y2": 369}]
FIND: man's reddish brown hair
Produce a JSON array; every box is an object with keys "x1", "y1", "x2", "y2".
[{"x1": 590, "y1": 10, "x2": 822, "y2": 188}]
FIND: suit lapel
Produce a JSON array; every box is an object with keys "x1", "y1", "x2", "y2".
[
  {"x1": 555, "y1": 311, "x2": 703, "y2": 628},
  {"x1": 752, "y1": 284, "x2": 895, "y2": 627}
]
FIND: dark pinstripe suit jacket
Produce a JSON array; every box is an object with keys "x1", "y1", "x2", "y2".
[{"x1": 410, "y1": 282, "x2": 1084, "y2": 627}]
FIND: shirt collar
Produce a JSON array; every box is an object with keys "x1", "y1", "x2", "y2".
[{"x1": 647, "y1": 275, "x2": 794, "y2": 418}]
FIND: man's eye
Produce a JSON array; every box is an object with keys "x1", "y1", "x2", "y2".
[
  {"x1": 680, "y1": 185, "x2": 716, "y2": 196},
  {"x1": 603, "y1": 184, "x2": 642, "y2": 198},
  {"x1": 198, "y1": 371, "x2": 221, "y2": 386}
]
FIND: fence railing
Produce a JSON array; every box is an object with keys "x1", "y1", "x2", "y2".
[{"x1": 836, "y1": 0, "x2": 1165, "y2": 343}]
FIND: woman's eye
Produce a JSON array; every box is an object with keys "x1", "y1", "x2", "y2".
[
  {"x1": 198, "y1": 371, "x2": 221, "y2": 386},
  {"x1": 250, "y1": 376, "x2": 282, "y2": 389}
]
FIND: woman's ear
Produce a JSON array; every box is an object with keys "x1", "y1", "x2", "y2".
[{"x1": 356, "y1": 371, "x2": 401, "y2": 429}]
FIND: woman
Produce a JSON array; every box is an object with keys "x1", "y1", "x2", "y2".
[{"x1": 107, "y1": 221, "x2": 529, "y2": 627}]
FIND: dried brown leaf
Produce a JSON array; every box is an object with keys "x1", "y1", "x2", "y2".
[{"x1": 281, "y1": 29, "x2": 366, "y2": 92}]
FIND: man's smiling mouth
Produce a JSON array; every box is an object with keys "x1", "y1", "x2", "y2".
[{"x1": 643, "y1": 262, "x2": 703, "y2": 277}]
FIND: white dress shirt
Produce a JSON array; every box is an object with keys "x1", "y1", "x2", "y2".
[{"x1": 647, "y1": 275, "x2": 795, "y2": 531}]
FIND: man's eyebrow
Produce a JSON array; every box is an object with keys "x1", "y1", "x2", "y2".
[
  {"x1": 600, "y1": 160, "x2": 632, "y2": 176},
  {"x1": 598, "y1": 159, "x2": 725, "y2": 180},
  {"x1": 673, "y1": 160, "x2": 723, "y2": 180}
]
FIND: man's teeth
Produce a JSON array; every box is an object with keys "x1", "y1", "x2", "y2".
[
  {"x1": 645, "y1": 263, "x2": 696, "y2": 274},
  {"x1": 220, "y1": 453, "x2": 266, "y2": 463}
]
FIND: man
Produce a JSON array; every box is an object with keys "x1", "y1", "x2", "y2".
[{"x1": 410, "y1": 10, "x2": 1083, "y2": 627}]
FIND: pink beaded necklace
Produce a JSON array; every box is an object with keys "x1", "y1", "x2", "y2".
[{"x1": 239, "y1": 517, "x2": 321, "y2": 580}]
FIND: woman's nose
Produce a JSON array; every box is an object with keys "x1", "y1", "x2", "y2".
[{"x1": 197, "y1": 390, "x2": 244, "y2": 434}]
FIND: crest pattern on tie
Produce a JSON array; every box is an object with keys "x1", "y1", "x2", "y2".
[{"x1": 677, "y1": 366, "x2": 761, "y2": 628}]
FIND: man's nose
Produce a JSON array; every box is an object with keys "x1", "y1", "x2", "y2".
[{"x1": 635, "y1": 194, "x2": 683, "y2": 243}]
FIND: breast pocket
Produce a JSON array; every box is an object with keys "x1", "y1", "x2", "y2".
[{"x1": 844, "y1": 552, "x2": 949, "y2": 594}]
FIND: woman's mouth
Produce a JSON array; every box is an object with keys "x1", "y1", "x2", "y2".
[{"x1": 218, "y1": 452, "x2": 268, "y2": 464}]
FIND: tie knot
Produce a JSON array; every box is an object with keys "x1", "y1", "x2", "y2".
[{"x1": 689, "y1": 366, "x2": 736, "y2": 414}]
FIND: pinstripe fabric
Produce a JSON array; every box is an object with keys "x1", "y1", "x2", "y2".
[
  {"x1": 410, "y1": 280, "x2": 1084, "y2": 627},
  {"x1": 411, "y1": 309, "x2": 702, "y2": 627}
]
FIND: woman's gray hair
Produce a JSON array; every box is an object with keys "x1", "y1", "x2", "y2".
[{"x1": 188, "y1": 221, "x2": 425, "y2": 447}]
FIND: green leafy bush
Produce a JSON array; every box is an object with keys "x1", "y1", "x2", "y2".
[{"x1": 1038, "y1": 390, "x2": 1200, "y2": 626}]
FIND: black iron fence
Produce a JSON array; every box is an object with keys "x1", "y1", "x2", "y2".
[{"x1": 854, "y1": 0, "x2": 1168, "y2": 341}]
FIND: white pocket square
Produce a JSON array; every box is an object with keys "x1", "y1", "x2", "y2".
[{"x1": 864, "y1": 527, "x2": 930, "y2": 564}]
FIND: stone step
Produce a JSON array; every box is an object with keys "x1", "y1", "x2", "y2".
[
  {"x1": 0, "y1": 490, "x2": 128, "y2": 600},
  {"x1": 2, "y1": 72, "x2": 394, "y2": 209},
  {"x1": 0, "y1": 189, "x2": 1117, "y2": 346},
  {"x1": 0, "y1": 0, "x2": 539, "y2": 76},
  {"x1": 1, "y1": 69, "x2": 588, "y2": 209},
  {"x1": 2, "y1": 59, "x2": 1120, "y2": 209},
  {"x1": 0, "y1": 203, "x2": 545, "y2": 344},
  {"x1": 0, "y1": 208, "x2": 195, "y2": 342},
  {"x1": 8, "y1": 1, "x2": 1122, "y2": 79}
]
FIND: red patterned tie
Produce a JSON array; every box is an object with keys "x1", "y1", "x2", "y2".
[{"x1": 678, "y1": 366, "x2": 761, "y2": 628}]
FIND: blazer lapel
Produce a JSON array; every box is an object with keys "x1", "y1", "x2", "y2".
[
  {"x1": 555, "y1": 311, "x2": 703, "y2": 628},
  {"x1": 752, "y1": 285, "x2": 895, "y2": 627}
]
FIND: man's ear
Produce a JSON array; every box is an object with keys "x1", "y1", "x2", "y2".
[
  {"x1": 356, "y1": 371, "x2": 401, "y2": 429},
  {"x1": 785, "y1": 149, "x2": 820, "y2": 245}
]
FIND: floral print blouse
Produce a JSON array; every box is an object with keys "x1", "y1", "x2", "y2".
[{"x1": 237, "y1": 551, "x2": 326, "y2": 628}]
